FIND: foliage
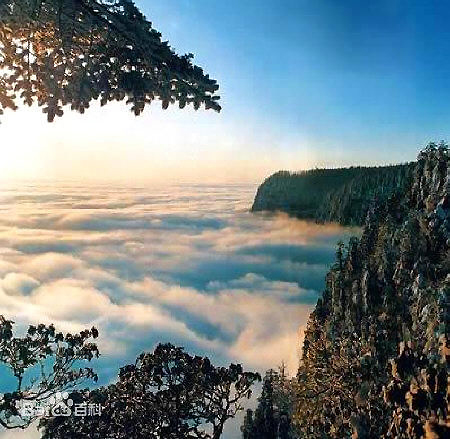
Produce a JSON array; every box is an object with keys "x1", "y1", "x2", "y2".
[
  {"x1": 0, "y1": 0, "x2": 221, "y2": 121},
  {"x1": 296, "y1": 324, "x2": 387, "y2": 438},
  {"x1": 40, "y1": 343, "x2": 261, "y2": 439},
  {"x1": 0, "y1": 315, "x2": 99, "y2": 429},
  {"x1": 252, "y1": 163, "x2": 415, "y2": 226},
  {"x1": 241, "y1": 366, "x2": 296, "y2": 439}
]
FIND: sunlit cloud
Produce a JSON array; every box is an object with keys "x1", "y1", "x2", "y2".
[{"x1": 0, "y1": 182, "x2": 355, "y2": 387}]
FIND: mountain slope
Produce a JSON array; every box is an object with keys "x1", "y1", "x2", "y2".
[
  {"x1": 295, "y1": 144, "x2": 449, "y2": 438},
  {"x1": 244, "y1": 144, "x2": 449, "y2": 439},
  {"x1": 252, "y1": 164, "x2": 414, "y2": 226}
]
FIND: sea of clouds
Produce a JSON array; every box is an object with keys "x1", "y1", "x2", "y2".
[{"x1": 0, "y1": 181, "x2": 357, "y2": 437}]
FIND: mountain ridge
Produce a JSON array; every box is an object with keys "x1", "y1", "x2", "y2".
[
  {"x1": 244, "y1": 144, "x2": 449, "y2": 438},
  {"x1": 252, "y1": 163, "x2": 415, "y2": 226}
]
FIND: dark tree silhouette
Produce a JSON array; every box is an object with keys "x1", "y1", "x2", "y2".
[
  {"x1": 241, "y1": 367, "x2": 296, "y2": 439},
  {"x1": 40, "y1": 343, "x2": 261, "y2": 439},
  {"x1": 252, "y1": 371, "x2": 276, "y2": 439},
  {"x1": 0, "y1": 0, "x2": 221, "y2": 121},
  {"x1": 241, "y1": 409, "x2": 256, "y2": 439},
  {"x1": 0, "y1": 315, "x2": 99, "y2": 429}
]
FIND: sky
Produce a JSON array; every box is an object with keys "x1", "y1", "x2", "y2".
[{"x1": 1, "y1": 0, "x2": 450, "y2": 182}]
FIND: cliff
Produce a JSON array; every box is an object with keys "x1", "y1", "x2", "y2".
[
  {"x1": 244, "y1": 143, "x2": 449, "y2": 438},
  {"x1": 252, "y1": 164, "x2": 414, "y2": 226},
  {"x1": 295, "y1": 143, "x2": 449, "y2": 438}
]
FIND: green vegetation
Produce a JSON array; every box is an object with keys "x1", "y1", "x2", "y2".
[
  {"x1": 0, "y1": 317, "x2": 99, "y2": 429},
  {"x1": 0, "y1": 0, "x2": 221, "y2": 122},
  {"x1": 252, "y1": 163, "x2": 415, "y2": 225},
  {"x1": 241, "y1": 365, "x2": 296, "y2": 439},
  {"x1": 40, "y1": 344, "x2": 260, "y2": 439}
]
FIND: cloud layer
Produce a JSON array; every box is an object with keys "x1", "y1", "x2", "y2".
[{"x1": 0, "y1": 182, "x2": 357, "y2": 436}]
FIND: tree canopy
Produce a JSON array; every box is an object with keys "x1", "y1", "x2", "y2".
[
  {"x1": 252, "y1": 163, "x2": 415, "y2": 226},
  {"x1": 0, "y1": 315, "x2": 99, "y2": 430},
  {"x1": 0, "y1": 0, "x2": 221, "y2": 121},
  {"x1": 241, "y1": 366, "x2": 296, "y2": 439},
  {"x1": 40, "y1": 343, "x2": 261, "y2": 439},
  {"x1": 0, "y1": 317, "x2": 260, "y2": 438}
]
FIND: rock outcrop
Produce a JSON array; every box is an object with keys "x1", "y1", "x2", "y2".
[{"x1": 294, "y1": 143, "x2": 449, "y2": 438}]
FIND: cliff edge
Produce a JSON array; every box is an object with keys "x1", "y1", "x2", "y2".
[
  {"x1": 295, "y1": 143, "x2": 449, "y2": 438},
  {"x1": 244, "y1": 144, "x2": 449, "y2": 439},
  {"x1": 252, "y1": 164, "x2": 414, "y2": 226}
]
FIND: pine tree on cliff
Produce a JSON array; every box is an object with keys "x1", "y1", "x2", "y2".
[
  {"x1": 242, "y1": 366, "x2": 297, "y2": 439},
  {"x1": 241, "y1": 409, "x2": 256, "y2": 439},
  {"x1": 253, "y1": 371, "x2": 277, "y2": 439}
]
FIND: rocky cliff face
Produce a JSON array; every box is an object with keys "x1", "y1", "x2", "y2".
[
  {"x1": 294, "y1": 144, "x2": 449, "y2": 438},
  {"x1": 252, "y1": 164, "x2": 414, "y2": 226}
]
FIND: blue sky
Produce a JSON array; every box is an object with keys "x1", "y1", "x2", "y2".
[
  {"x1": 2, "y1": 0, "x2": 450, "y2": 182},
  {"x1": 141, "y1": 0, "x2": 450, "y2": 157}
]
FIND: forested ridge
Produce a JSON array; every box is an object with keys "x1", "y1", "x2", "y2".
[
  {"x1": 252, "y1": 163, "x2": 415, "y2": 226},
  {"x1": 244, "y1": 143, "x2": 449, "y2": 438}
]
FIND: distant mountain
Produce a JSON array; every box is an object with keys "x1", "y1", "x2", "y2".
[{"x1": 252, "y1": 163, "x2": 415, "y2": 225}]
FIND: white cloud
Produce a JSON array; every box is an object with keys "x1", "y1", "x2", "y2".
[
  {"x1": 1, "y1": 272, "x2": 40, "y2": 295},
  {"x1": 0, "y1": 182, "x2": 346, "y2": 381},
  {"x1": 31, "y1": 279, "x2": 112, "y2": 321},
  {"x1": 21, "y1": 253, "x2": 84, "y2": 281}
]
